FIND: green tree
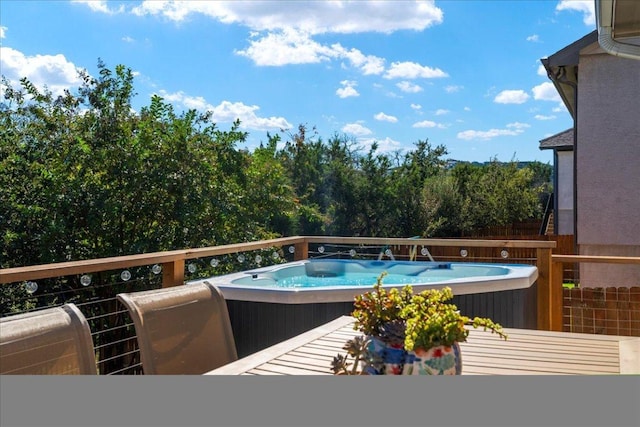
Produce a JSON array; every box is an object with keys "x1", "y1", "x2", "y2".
[
  {"x1": 277, "y1": 124, "x2": 329, "y2": 235},
  {"x1": 352, "y1": 143, "x2": 395, "y2": 237},
  {"x1": 245, "y1": 133, "x2": 297, "y2": 237},
  {"x1": 421, "y1": 174, "x2": 467, "y2": 237},
  {"x1": 389, "y1": 140, "x2": 448, "y2": 236},
  {"x1": 450, "y1": 159, "x2": 543, "y2": 233},
  {"x1": 324, "y1": 134, "x2": 361, "y2": 236}
]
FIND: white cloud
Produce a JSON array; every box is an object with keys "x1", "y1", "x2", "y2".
[
  {"x1": 507, "y1": 122, "x2": 531, "y2": 129},
  {"x1": 532, "y1": 82, "x2": 561, "y2": 101},
  {"x1": 413, "y1": 120, "x2": 446, "y2": 129},
  {"x1": 494, "y1": 90, "x2": 530, "y2": 104},
  {"x1": 0, "y1": 47, "x2": 84, "y2": 97},
  {"x1": 236, "y1": 29, "x2": 336, "y2": 66},
  {"x1": 157, "y1": 90, "x2": 291, "y2": 131},
  {"x1": 537, "y1": 64, "x2": 547, "y2": 77},
  {"x1": 358, "y1": 136, "x2": 403, "y2": 153},
  {"x1": 336, "y1": 80, "x2": 359, "y2": 98},
  {"x1": 236, "y1": 30, "x2": 387, "y2": 75},
  {"x1": 131, "y1": 1, "x2": 443, "y2": 34},
  {"x1": 82, "y1": 1, "x2": 443, "y2": 79},
  {"x1": 214, "y1": 4, "x2": 444, "y2": 79},
  {"x1": 552, "y1": 105, "x2": 565, "y2": 113},
  {"x1": 384, "y1": 61, "x2": 448, "y2": 79},
  {"x1": 410, "y1": 103, "x2": 422, "y2": 110},
  {"x1": 72, "y1": 0, "x2": 124, "y2": 15},
  {"x1": 331, "y1": 44, "x2": 386, "y2": 75},
  {"x1": 526, "y1": 34, "x2": 540, "y2": 42},
  {"x1": 534, "y1": 114, "x2": 557, "y2": 121},
  {"x1": 464, "y1": 106, "x2": 471, "y2": 111},
  {"x1": 413, "y1": 120, "x2": 436, "y2": 128},
  {"x1": 444, "y1": 85, "x2": 463, "y2": 93},
  {"x1": 396, "y1": 81, "x2": 423, "y2": 93},
  {"x1": 122, "y1": 36, "x2": 135, "y2": 43},
  {"x1": 556, "y1": 0, "x2": 595, "y2": 26},
  {"x1": 374, "y1": 112, "x2": 398, "y2": 123},
  {"x1": 457, "y1": 128, "x2": 523, "y2": 141},
  {"x1": 210, "y1": 100, "x2": 291, "y2": 131},
  {"x1": 342, "y1": 122, "x2": 372, "y2": 136},
  {"x1": 336, "y1": 86, "x2": 359, "y2": 98},
  {"x1": 212, "y1": 101, "x2": 292, "y2": 130},
  {"x1": 435, "y1": 109, "x2": 449, "y2": 116},
  {"x1": 0, "y1": 26, "x2": 6, "y2": 38},
  {"x1": 158, "y1": 90, "x2": 209, "y2": 110}
]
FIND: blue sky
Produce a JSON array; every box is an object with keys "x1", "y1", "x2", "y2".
[{"x1": 1, "y1": 1, "x2": 597, "y2": 163}]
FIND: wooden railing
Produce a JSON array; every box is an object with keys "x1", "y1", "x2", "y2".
[
  {"x1": 1, "y1": 236, "x2": 557, "y2": 319},
  {"x1": 0, "y1": 236, "x2": 307, "y2": 287},
  {"x1": 5, "y1": 236, "x2": 640, "y2": 371},
  {"x1": 551, "y1": 255, "x2": 640, "y2": 334},
  {"x1": 2, "y1": 236, "x2": 559, "y2": 373}
]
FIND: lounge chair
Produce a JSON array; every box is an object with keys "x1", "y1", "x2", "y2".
[
  {"x1": 116, "y1": 281, "x2": 237, "y2": 374},
  {"x1": 0, "y1": 303, "x2": 97, "y2": 375}
]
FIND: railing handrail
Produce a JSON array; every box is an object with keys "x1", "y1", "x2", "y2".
[
  {"x1": 304, "y1": 236, "x2": 556, "y2": 248},
  {"x1": 0, "y1": 236, "x2": 305, "y2": 284},
  {"x1": 0, "y1": 236, "x2": 556, "y2": 285},
  {"x1": 552, "y1": 254, "x2": 640, "y2": 264},
  {"x1": 1, "y1": 235, "x2": 559, "y2": 337}
]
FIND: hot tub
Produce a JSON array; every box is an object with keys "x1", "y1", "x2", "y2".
[
  {"x1": 189, "y1": 259, "x2": 539, "y2": 357},
  {"x1": 191, "y1": 259, "x2": 538, "y2": 304}
]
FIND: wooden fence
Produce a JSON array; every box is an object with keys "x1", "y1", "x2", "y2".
[{"x1": 462, "y1": 219, "x2": 544, "y2": 237}]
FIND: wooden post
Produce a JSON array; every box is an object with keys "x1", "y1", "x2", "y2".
[
  {"x1": 551, "y1": 260, "x2": 564, "y2": 331},
  {"x1": 537, "y1": 248, "x2": 552, "y2": 330},
  {"x1": 294, "y1": 241, "x2": 309, "y2": 261},
  {"x1": 162, "y1": 259, "x2": 185, "y2": 288}
]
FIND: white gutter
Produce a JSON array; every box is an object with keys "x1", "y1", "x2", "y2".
[{"x1": 595, "y1": 0, "x2": 640, "y2": 60}]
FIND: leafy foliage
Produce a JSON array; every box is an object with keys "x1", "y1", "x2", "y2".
[
  {"x1": 400, "y1": 286, "x2": 507, "y2": 350},
  {"x1": 353, "y1": 275, "x2": 507, "y2": 352},
  {"x1": 351, "y1": 272, "x2": 413, "y2": 341},
  {"x1": 1, "y1": 60, "x2": 552, "y2": 314},
  {"x1": 330, "y1": 335, "x2": 375, "y2": 375}
]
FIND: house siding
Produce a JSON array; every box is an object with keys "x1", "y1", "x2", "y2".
[
  {"x1": 556, "y1": 150, "x2": 574, "y2": 235},
  {"x1": 576, "y1": 51, "x2": 640, "y2": 287}
]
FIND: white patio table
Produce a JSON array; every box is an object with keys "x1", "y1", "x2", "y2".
[{"x1": 205, "y1": 315, "x2": 640, "y2": 375}]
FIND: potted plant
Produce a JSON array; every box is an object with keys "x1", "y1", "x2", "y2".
[
  {"x1": 330, "y1": 335, "x2": 374, "y2": 375},
  {"x1": 400, "y1": 286, "x2": 507, "y2": 375},
  {"x1": 351, "y1": 272, "x2": 413, "y2": 374},
  {"x1": 334, "y1": 273, "x2": 508, "y2": 375}
]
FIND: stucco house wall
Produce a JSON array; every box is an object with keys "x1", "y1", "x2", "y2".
[
  {"x1": 556, "y1": 150, "x2": 574, "y2": 235},
  {"x1": 576, "y1": 48, "x2": 640, "y2": 286}
]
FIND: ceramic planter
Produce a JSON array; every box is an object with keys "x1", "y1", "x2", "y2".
[
  {"x1": 407, "y1": 342, "x2": 463, "y2": 375},
  {"x1": 365, "y1": 336, "x2": 408, "y2": 375}
]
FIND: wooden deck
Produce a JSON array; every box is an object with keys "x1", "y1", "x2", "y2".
[{"x1": 206, "y1": 316, "x2": 640, "y2": 375}]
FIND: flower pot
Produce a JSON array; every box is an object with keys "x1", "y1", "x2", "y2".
[
  {"x1": 408, "y1": 342, "x2": 462, "y2": 375},
  {"x1": 365, "y1": 336, "x2": 408, "y2": 375}
]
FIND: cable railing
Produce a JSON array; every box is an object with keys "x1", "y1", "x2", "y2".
[{"x1": 1, "y1": 236, "x2": 557, "y2": 374}]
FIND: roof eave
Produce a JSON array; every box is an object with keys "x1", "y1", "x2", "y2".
[
  {"x1": 540, "y1": 31, "x2": 598, "y2": 121},
  {"x1": 596, "y1": 0, "x2": 640, "y2": 60}
]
